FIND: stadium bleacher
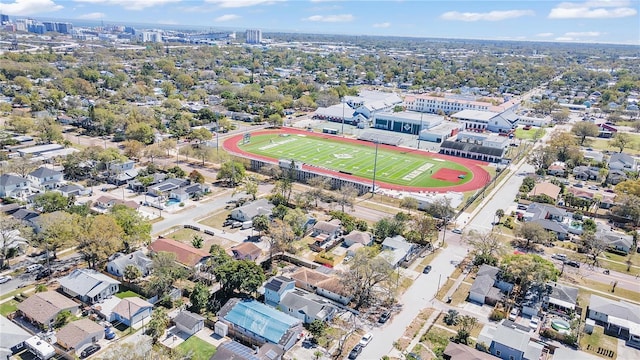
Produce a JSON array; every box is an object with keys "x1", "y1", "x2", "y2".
[{"x1": 357, "y1": 131, "x2": 403, "y2": 146}]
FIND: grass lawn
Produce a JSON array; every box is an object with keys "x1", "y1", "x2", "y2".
[
  {"x1": 0, "y1": 299, "x2": 19, "y2": 316},
  {"x1": 198, "y1": 210, "x2": 231, "y2": 229},
  {"x1": 579, "y1": 325, "x2": 618, "y2": 360},
  {"x1": 0, "y1": 285, "x2": 34, "y2": 301},
  {"x1": 587, "y1": 133, "x2": 640, "y2": 155},
  {"x1": 175, "y1": 336, "x2": 216, "y2": 360},
  {"x1": 115, "y1": 290, "x2": 140, "y2": 299},
  {"x1": 166, "y1": 228, "x2": 206, "y2": 242},
  {"x1": 515, "y1": 126, "x2": 545, "y2": 140},
  {"x1": 239, "y1": 133, "x2": 474, "y2": 188}
]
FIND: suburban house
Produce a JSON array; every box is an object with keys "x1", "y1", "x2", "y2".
[
  {"x1": 0, "y1": 316, "x2": 32, "y2": 360},
  {"x1": 148, "y1": 237, "x2": 210, "y2": 268},
  {"x1": 608, "y1": 153, "x2": 636, "y2": 171},
  {"x1": 582, "y1": 150, "x2": 604, "y2": 163},
  {"x1": 523, "y1": 203, "x2": 569, "y2": 240},
  {"x1": 147, "y1": 178, "x2": 188, "y2": 197},
  {"x1": 543, "y1": 282, "x2": 578, "y2": 316},
  {"x1": 443, "y1": 342, "x2": 495, "y2": 360},
  {"x1": 111, "y1": 297, "x2": 153, "y2": 327},
  {"x1": 17, "y1": 291, "x2": 80, "y2": 330},
  {"x1": 217, "y1": 298, "x2": 303, "y2": 351},
  {"x1": 55, "y1": 318, "x2": 104, "y2": 353},
  {"x1": 547, "y1": 162, "x2": 566, "y2": 177},
  {"x1": 106, "y1": 159, "x2": 135, "y2": 177},
  {"x1": 169, "y1": 183, "x2": 209, "y2": 201},
  {"x1": 27, "y1": 167, "x2": 64, "y2": 191},
  {"x1": 263, "y1": 276, "x2": 337, "y2": 324},
  {"x1": 469, "y1": 265, "x2": 513, "y2": 305},
  {"x1": 264, "y1": 276, "x2": 296, "y2": 307},
  {"x1": 58, "y1": 269, "x2": 121, "y2": 304},
  {"x1": 596, "y1": 224, "x2": 634, "y2": 254},
  {"x1": 587, "y1": 294, "x2": 640, "y2": 348},
  {"x1": 94, "y1": 196, "x2": 140, "y2": 211},
  {"x1": 0, "y1": 229, "x2": 29, "y2": 256},
  {"x1": 106, "y1": 250, "x2": 153, "y2": 278},
  {"x1": 289, "y1": 267, "x2": 352, "y2": 305},
  {"x1": 342, "y1": 231, "x2": 373, "y2": 247},
  {"x1": 0, "y1": 174, "x2": 30, "y2": 198},
  {"x1": 311, "y1": 220, "x2": 342, "y2": 244},
  {"x1": 56, "y1": 184, "x2": 91, "y2": 197},
  {"x1": 380, "y1": 235, "x2": 415, "y2": 267},
  {"x1": 607, "y1": 169, "x2": 628, "y2": 185},
  {"x1": 173, "y1": 310, "x2": 205, "y2": 336},
  {"x1": 230, "y1": 198, "x2": 274, "y2": 222},
  {"x1": 527, "y1": 182, "x2": 561, "y2": 201},
  {"x1": 572, "y1": 166, "x2": 601, "y2": 181},
  {"x1": 211, "y1": 340, "x2": 284, "y2": 360},
  {"x1": 476, "y1": 321, "x2": 544, "y2": 360},
  {"x1": 228, "y1": 242, "x2": 262, "y2": 261}
]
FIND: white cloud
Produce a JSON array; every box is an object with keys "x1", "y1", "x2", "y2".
[
  {"x1": 74, "y1": 0, "x2": 181, "y2": 11},
  {"x1": 536, "y1": 32, "x2": 554, "y2": 37},
  {"x1": 372, "y1": 22, "x2": 391, "y2": 28},
  {"x1": 214, "y1": 14, "x2": 240, "y2": 22},
  {"x1": 548, "y1": 1, "x2": 637, "y2": 19},
  {"x1": 77, "y1": 12, "x2": 105, "y2": 20},
  {"x1": 0, "y1": 0, "x2": 63, "y2": 15},
  {"x1": 205, "y1": 0, "x2": 285, "y2": 8},
  {"x1": 304, "y1": 14, "x2": 354, "y2": 22},
  {"x1": 564, "y1": 31, "x2": 601, "y2": 36},
  {"x1": 440, "y1": 10, "x2": 534, "y2": 22}
]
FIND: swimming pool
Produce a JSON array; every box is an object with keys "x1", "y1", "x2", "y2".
[{"x1": 165, "y1": 198, "x2": 181, "y2": 206}]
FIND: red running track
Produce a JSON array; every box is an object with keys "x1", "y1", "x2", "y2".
[{"x1": 223, "y1": 128, "x2": 492, "y2": 193}]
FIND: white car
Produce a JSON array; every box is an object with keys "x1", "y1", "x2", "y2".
[
  {"x1": 359, "y1": 333, "x2": 373, "y2": 347},
  {"x1": 529, "y1": 317, "x2": 540, "y2": 330},
  {"x1": 452, "y1": 228, "x2": 463, "y2": 234},
  {"x1": 0, "y1": 275, "x2": 12, "y2": 284},
  {"x1": 509, "y1": 308, "x2": 519, "y2": 321},
  {"x1": 551, "y1": 253, "x2": 567, "y2": 261}
]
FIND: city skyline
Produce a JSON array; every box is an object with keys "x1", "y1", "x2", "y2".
[{"x1": 0, "y1": 0, "x2": 638, "y2": 45}]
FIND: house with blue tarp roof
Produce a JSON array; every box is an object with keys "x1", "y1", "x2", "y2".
[{"x1": 217, "y1": 298, "x2": 303, "y2": 350}]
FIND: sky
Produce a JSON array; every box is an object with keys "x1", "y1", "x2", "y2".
[{"x1": 0, "y1": 0, "x2": 639, "y2": 45}]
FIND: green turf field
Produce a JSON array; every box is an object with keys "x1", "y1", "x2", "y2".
[{"x1": 239, "y1": 133, "x2": 473, "y2": 187}]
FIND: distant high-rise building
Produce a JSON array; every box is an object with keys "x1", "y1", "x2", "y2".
[
  {"x1": 42, "y1": 21, "x2": 56, "y2": 32},
  {"x1": 56, "y1": 22, "x2": 72, "y2": 34},
  {"x1": 1, "y1": 14, "x2": 9, "y2": 25},
  {"x1": 245, "y1": 29, "x2": 262, "y2": 44},
  {"x1": 15, "y1": 19, "x2": 27, "y2": 32},
  {"x1": 124, "y1": 26, "x2": 136, "y2": 34},
  {"x1": 139, "y1": 31, "x2": 162, "y2": 43}
]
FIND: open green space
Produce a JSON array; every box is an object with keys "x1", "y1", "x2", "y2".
[
  {"x1": 587, "y1": 133, "x2": 640, "y2": 155},
  {"x1": 115, "y1": 290, "x2": 141, "y2": 299},
  {"x1": 515, "y1": 126, "x2": 545, "y2": 140},
  {"x1": 0, "y1": 300, "x2": 18, "y2": 316},
  {"x1": 175, "y1": 336, "x2": 216, "y2": 360},
  {"x1": 239, "y1": 133, "x2": 473, "y2": 187}
]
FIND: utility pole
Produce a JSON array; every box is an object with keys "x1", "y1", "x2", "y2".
[{"x1": 372, "y1": 141, "x2": 379, "y2": 196}]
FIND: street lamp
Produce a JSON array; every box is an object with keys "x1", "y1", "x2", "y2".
[
  {"x1": 341, "y1": 96, "x2": 346, "y2": 136},
  {"x1": 417, "y1": 112, "x2": 424, "y2": 150},
  {"x1": 372, "y1": 140, "x2": 379, "y2": 196}
]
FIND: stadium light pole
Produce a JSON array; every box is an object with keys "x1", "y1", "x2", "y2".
[
  {"x1": 372, "y1": 140, "x2": 379, "y2": 196},
  {"x1": 341, "y1": 96, "x2": 345, "y2": 136},
  {"x1": 417, "y1": 112, "x2": 424, "y2": 150}
]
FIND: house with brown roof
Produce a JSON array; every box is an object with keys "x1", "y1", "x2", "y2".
[
  {"x1": 528, "y1": 182, "x2": 561, "y2": 200},
  {"x1": 290, "y1": 267, "x2": 351, "y2": 305},
  {"x1": 312, "y1": 220, "x2": 342, "y2": 244},
  {"x1": 93, "y1": 195, "x2": 140, "y2": 212},
  {"x1": 228, "y1": 242, "x2": 262, "y2": 261},
  {"x1": 56, "y1": 318, "x2": 104, "y2": 354},
  {"x1": 111, "y1": 297, "x2": 153, "y2": 327},
  {"x1": 148, "y1": 237, "x2": 210, "y2": 268},
  {"x1": 17, "y1": 291, "x2": 80, "y2": 330}
]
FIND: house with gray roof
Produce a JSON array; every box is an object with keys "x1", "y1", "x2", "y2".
[
  {"x1": 28, "y1": 167, "x2": 64, "y2": 191},
  {"x1": 531, "y1": 219, "x2": 569, "y2": 240},
  {"x1": 279, "y1": 289, "x2": 337, "y2": 324},
  {"x1": 231, "y1": 198, "x2": 274, "y2": 222},
  {"x1": 476, "y1": 321, "x2": 544, "y2": 360},
  {"x1": 58, "y1": 269, "x2": 120, "y2": 304},
  {"x1": 106, "y1": 250, "x2": 153, "y2": 278},
  {"x1": 211, "y1": 340, "x2": 283, "y2": 360},
  {"x1": 174, "y1": 310, "x2": 205, "y2": 336},
  {"x1": 573, "y1": 165, "x2": 601, "y2": 181},
  {"x1": 596, "y1": 224, "x2": 634, "y2": 254},
  {"x1": 111, "y1": 297, "x2": 153, "y2": 327},
  {"x1": 587, "y1": 294, "x2": 640, "y2": 348},
  {"x1": 56, "y1": 318, "x2": 104, "y2": 354},
  {"x1": 469, "y1": 265, "x2": 512, "y2": 305},
  {"x1": 0, "y1": 173, "x2": 30, "y2": 198},
  {"x1": 264, "y1": 276, "x2": 296, "y2": 307},
  {"x1": 607, "y1": 169, "x2": 628, "y2": 185},
  {"x1": 17, "y1": 291, "x2": 80, "y2": 330},
  {"x1": 56, "y1": 184, "x2": 91, "y2": 197},
  {"x1": 0, "y1": 315, "x2": 32, "y2": 359},
  {"x1": 343, "y1": 230, "x2": 373, "y2": 247},
  {"x1": 312, "y1": 220, "x2": 342, "y2": 244},
  {"x1": 148, "y1": 178, "x2": 188, "y2": 197},
  {"x1": 543, "y1": 282, "x2": 578, "y2": 316},
  {"x1": 608, "y1": 153, "x2": 637, "y2": 171},
  {"x1": 380, "y1": 235, "x2": 415, "y2": 267},
  {"x1": 524, "y1": 203, "x2": 569, "y2": 240}
]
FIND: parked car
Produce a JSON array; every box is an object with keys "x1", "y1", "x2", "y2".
[
  {"x1": 565, "y1": 260, "x2": 580, "y2": 268},
  {"x1": 551, "y1": 253, "x2": 567, "y2": 261},
  {"x1": 359, "y1": 333, "x2": 373, "y2": 347},
  {"x1": 452, "y1": 228, "x2": 463, "y2": 234},
  {"x1": 348, "y1": 344, "x2": 363, "y2": 359},
  {"x1": 105, "y1": 326, "x2": 116, "y2": 340},
  {"x1": 80, "y1": 344, "x2": 101, "y2": 358},
  {"x1": 0, "y1": 275, "x2": 12, "y2": 284},
  {"x1": 231, "y1": 221, "x2": 242, "y2": 228},
  {"x1": 35, "y1": 268, "x2": 52, "y2": 280},
  {"x1": 529, "y1": 317, "x2": 540, "y2": 330},
  {"x1": 422, "y1": 265, "x2": 432, "y2": 274},
  {"x1": 378, "y1": 311, "x2": 391, "y2": 323},
  {"x1": 509, "y1": 308, "x2": 519, "y2": 321}
]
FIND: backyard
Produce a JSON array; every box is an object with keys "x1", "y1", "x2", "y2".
[{"x1": 175, "y1": 336, "x2": 217, "y2": 360}]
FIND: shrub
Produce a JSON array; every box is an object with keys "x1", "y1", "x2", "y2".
[{"x1": 490, "y1": 309, "x2": 506, "y2": 321}]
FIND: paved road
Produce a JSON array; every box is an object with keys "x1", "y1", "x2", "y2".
[{"x1": 358, "y1": 242, "x2": 467, "y2": 359}]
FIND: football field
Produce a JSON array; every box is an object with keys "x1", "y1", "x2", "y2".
[{"x1": 238, "y1": 132, "x2": 473, "y2": 188}]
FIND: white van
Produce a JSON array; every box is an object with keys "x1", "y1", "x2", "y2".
[
  {"x1": 241, "y1": 221, "x2": 253, "y2": 230},
  {"x1": 26, "y1": 264, "x2": 43, "y2": 273}
]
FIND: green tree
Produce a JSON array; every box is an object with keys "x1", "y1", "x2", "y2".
[
  {"x1": 340, "y1": 247, "x2": 394, "y2": 309},
  {"x1": 444, "y1": 309, "x2": 459, "y2": 325},
  {"x1": 54, "y1": 310, "x2": 72, "y2": 329},
  {"x1": 217, "y1": 161, "x2": 246, "y2": 187},
  {"x1": 188, "y1": 170, "x2": 205, "y2": 184},
  {"x1": 191, "y1": 235, "x2": 204, "y2": 249},
  {"x1": 337, "y1": 184, "x2": 358, "y2": 212},
  {"x1": 189, "y1": 282, "x2": 209, "y2": 314},
  {"x1": 253, "y1": 215, "x2": 270, "y2": 236},
  {"x1": 307, "y1": 319, "x2": 328, "y2": 341},
  {"x1": 571, "y1": 122, "x2": 599, "y2": 146},
  {"x1": 33, "y1": 192, "x2": 71, "y2": 213},
  {"x1": 36, "y1": 117, "x2": 63, "y2": 143},
  {"x1": 111, "y1": 205, "x2": 152, "y2": 251},
  {"x1": 240, "y1": 176, "x2": 258, "y2": 200},
  {"x1": 399, "y1": 197, "x2": 419, "y2": 214},
  {"x1": 78, "y1": 215, "x2": 124, "y2": 269},
  {"x1": 214, "y1": 259, "x2": 266, "y2": 296},
  {"x1": 455, "y1": 315, "x2": 479, "y2": 345},
  {"x1": 501, "y1": 253, "x2": 558, "y2": 293},
  {"x1": 188, "y1": 127, "x2": 213, "y2": 145},
  {"x1": 126, "y1": 123, "x2": 155, "y2": 145},
  {"x1": 552, "y1": 108, "x2": 570, "y2": 123},
  {"x1": 124, "y1": 264, "x2": 143, "y2": 282},
  {"x1": 36, "y1": 212, "x2": 81, "y2": 258},
  {"x1": 35, "y1": 284, "x2": 48, "y2": 293},
  {"x1": 516, "y1": 222, "x2": 550, "y2": 250},
  {"x1": 611, "y1": 132, "x2": 631, "y2": 153},
  {"x1": 373, "y1": 216, "x2": 406, "y2": 241},
  {"x1": 147, "y1": 307, "x2": 170, "y2": 344}
]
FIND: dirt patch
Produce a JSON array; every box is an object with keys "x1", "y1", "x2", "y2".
[{"x1": 395, "y1": 308, "x2": 435, "y2": 351}]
